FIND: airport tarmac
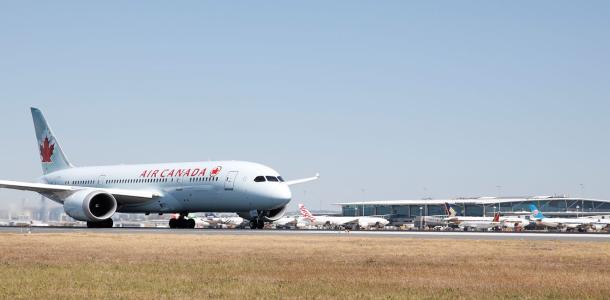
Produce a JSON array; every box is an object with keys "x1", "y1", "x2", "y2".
[{"x1": 2, "y1": 226, "x2": 610, "y2": 241}]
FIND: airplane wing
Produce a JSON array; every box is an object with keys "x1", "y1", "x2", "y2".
[
  {"x1": 0, "y1": 180, "x2": 74, "y2": 193},
  {"x1": 0, "y1": 180, "x2": 159, "y2": 204},
  {"x1": 286, "y1": 173, "x2": 320, "y2": 186}
]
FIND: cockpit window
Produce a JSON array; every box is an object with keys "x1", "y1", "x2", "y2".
[
  {"x1": 277, "y1": 176, "x2": 285, "y2": 182},
  {"x1": 254, "y1": 176, "x2": 266, "y2": 182},
  {"x1": 266, "y1": 176, "x2": 279, "y2": 182}
]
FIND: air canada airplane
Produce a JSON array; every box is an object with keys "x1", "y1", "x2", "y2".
[{"x1": 0, "y1": 108, "x2": 319, "y2": 229}]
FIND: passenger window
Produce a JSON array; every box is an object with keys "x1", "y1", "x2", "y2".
[
  {"x1": 266, "y1": 176, "x2": 279, "y2": 182},
  {"x1": 254, "y1": 176, "x2": 266, "y2": 182}
]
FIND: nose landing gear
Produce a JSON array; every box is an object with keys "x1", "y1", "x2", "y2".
[{"x1": 169, "y1": 213, "x2": 196, "y2": 229}]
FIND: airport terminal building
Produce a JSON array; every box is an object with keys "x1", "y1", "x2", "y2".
[{"x1": 337, "y1": 196, "x2": 610, "y2": 223}]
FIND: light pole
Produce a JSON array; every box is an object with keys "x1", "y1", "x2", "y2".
[
  {"x1": 419, "y1": 206, "x2": 423, "y2": 230},
  {"x1": 576, "y1": 205, "x2": 580, "y2": 218}
]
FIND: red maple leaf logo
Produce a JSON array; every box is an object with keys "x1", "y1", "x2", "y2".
[
  {"x1": 39, "y1": 136, "x2": 55, "y2": 163},
  {"x1": 210, "y1": 166, "x2": 222, "y2": 177}
]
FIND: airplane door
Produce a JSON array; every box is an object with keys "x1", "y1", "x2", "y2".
[
  {"x1": 98, "y1": 175, "x2": 106, "y2": 185},
  {"x1": 224, "y1": 171, "x2": 238, "y2": 191}
]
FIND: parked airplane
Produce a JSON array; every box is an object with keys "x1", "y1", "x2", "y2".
[
  {"x1": 219, "y1": 215, "x2": 247, "y2": 228},
  {"x1": 443, "y1": 203, "x2": 526, "y2": 230},
  {"x1": 356, "y1": 215, "x2": 390, "y2": 229},
  {"x1": 298, "y1": 204, "x2": 389, "y2": 229},
  {"x1": 443, "y1": 203, "x2": 493, "y2": 223},
  {"x1": 272, "y1": 215, "x2": 299, "y2": 229},
  {"x1": 588, "y1": 218, "x2": 610, "y2": 231},
  {"x1": 187, "y1": 213, "x2": 246, "y2": 229},
  {"x1": 445, "y1": 211, "x2": 500, "y2": 231},
  {"x1": 529, "y1": 204, "x2": 596, "y2": 231},
  {"x1": 0, "y1": 108, "x2": 319, "y2": 229},
  {"x1": 498, "y1": 215, "x2": 530, "y2": 230},
  {"x1": 298, "y1": 204, "x2": 359, "y2": 228}
]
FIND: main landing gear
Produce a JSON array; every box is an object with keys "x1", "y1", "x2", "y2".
[
  {"x1": 87, "y1": 218, "x2": 114, "y2": 228},
  {"x1": 169, "y1": 213, "x2": 196, "y2": 229},
  {"x1": 249, "y1": 218, "x2": 265, "y2": 229}
]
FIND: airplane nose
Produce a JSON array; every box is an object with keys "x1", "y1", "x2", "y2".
[
  {"x1": 277, "y1": 185, "x2": 292, "y2": 203},
  {"x1": 266, "y1": 185, "x2": 291, "y2": 206},
  {"x1": 256, "y1": 183, "x2": 292, "y2": 207}
]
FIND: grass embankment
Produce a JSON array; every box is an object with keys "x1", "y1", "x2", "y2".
[{"x1": 1, "y1": 233, "x2": 610, "y2": 299}]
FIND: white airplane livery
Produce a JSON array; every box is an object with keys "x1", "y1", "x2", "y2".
[
  {"x1": 298, "y1": 204, "x2": 389, "y2": 229},
  {"x1": 0, "y1": 108, "x2": 319, "y2": 229},
  {"x1": 443, "y1": 203, "x2": 529, "y2": 230},
  {"x1": 528, "y1": 204, "x2": 610, "y2": 231},
  {"x1": 298, "y1": 204, "x2": 359, "y2": 228}
]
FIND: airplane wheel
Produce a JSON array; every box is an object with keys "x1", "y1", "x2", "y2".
[
  {"x1": 103, "y1": 218, "x2": 113, "y2": 228},
  {"x1": 87, "y1": 218, "x2": 113, "y2": 228},
  {"x1": 257, "y1": 219, "x2": 265, "y2": 229},
  {"x1": 169, "y1": 218, "x2": 177, "y2": 229},
  {"x1": 187, "y1": 219, "x2": 196, "y2": 229}
]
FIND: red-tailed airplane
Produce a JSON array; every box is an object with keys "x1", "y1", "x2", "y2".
[{"x1": 0, "y1": 108, "x2": 318, "y2": 229}]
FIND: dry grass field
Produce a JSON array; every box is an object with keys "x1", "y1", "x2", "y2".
[{"x1": 1, "y1": 233, "x2": 610, "y2": 299}]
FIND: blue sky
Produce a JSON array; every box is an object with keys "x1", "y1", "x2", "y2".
[{"x1": 1, "y1": 1, "x2": 609, "y2": 210}]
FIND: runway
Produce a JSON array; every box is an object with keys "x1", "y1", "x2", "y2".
[{"x1": 2, "y1": 226, "x2": 610, "y2": 241}]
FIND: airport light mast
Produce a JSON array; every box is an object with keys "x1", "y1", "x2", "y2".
[{"x1": 419, "y1": 206, "x2": 423, "y2": 229}]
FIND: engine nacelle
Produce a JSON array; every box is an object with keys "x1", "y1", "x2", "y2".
[
  {"x1": 63, "y1": 189, "x2": 117, "y2": 222},
  {"x1": 237, "y1": 205, "x2": 288, "y2": 222},
  {"x1": 262, "y1": 205, "x2": 288, "y2": 222}
]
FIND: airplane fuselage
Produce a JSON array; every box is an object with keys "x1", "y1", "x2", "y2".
[{"x1": 40, "y1": 160, "x2": 291, "y2": 214}]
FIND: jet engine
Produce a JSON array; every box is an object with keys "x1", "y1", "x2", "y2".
[
  {"x1": 262, "y1": 205, "x2": 288, "y2": 222},
  {"x1": 63, "y1": 189, "x2": 117, "y2": 222},
  {"x1": 238, "y1": 205, "x2": 288, "y2": 222}
]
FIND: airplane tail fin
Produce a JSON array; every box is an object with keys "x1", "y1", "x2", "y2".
[
  {"x1": 444, "y1": 203, "x2": 457, "y2": 217},
  {"x1": 529, "y1": 203, "x2": 544, "y2": 219},
  {"x1": 31, "y1": 107, "x2": 73, "y2": 174},
  {"x1": 493, "y1": 212, "x2": 500, "y2": 222},
  {"x1": 298, "y1": 204, "x2": 315, "y2": 221}
]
